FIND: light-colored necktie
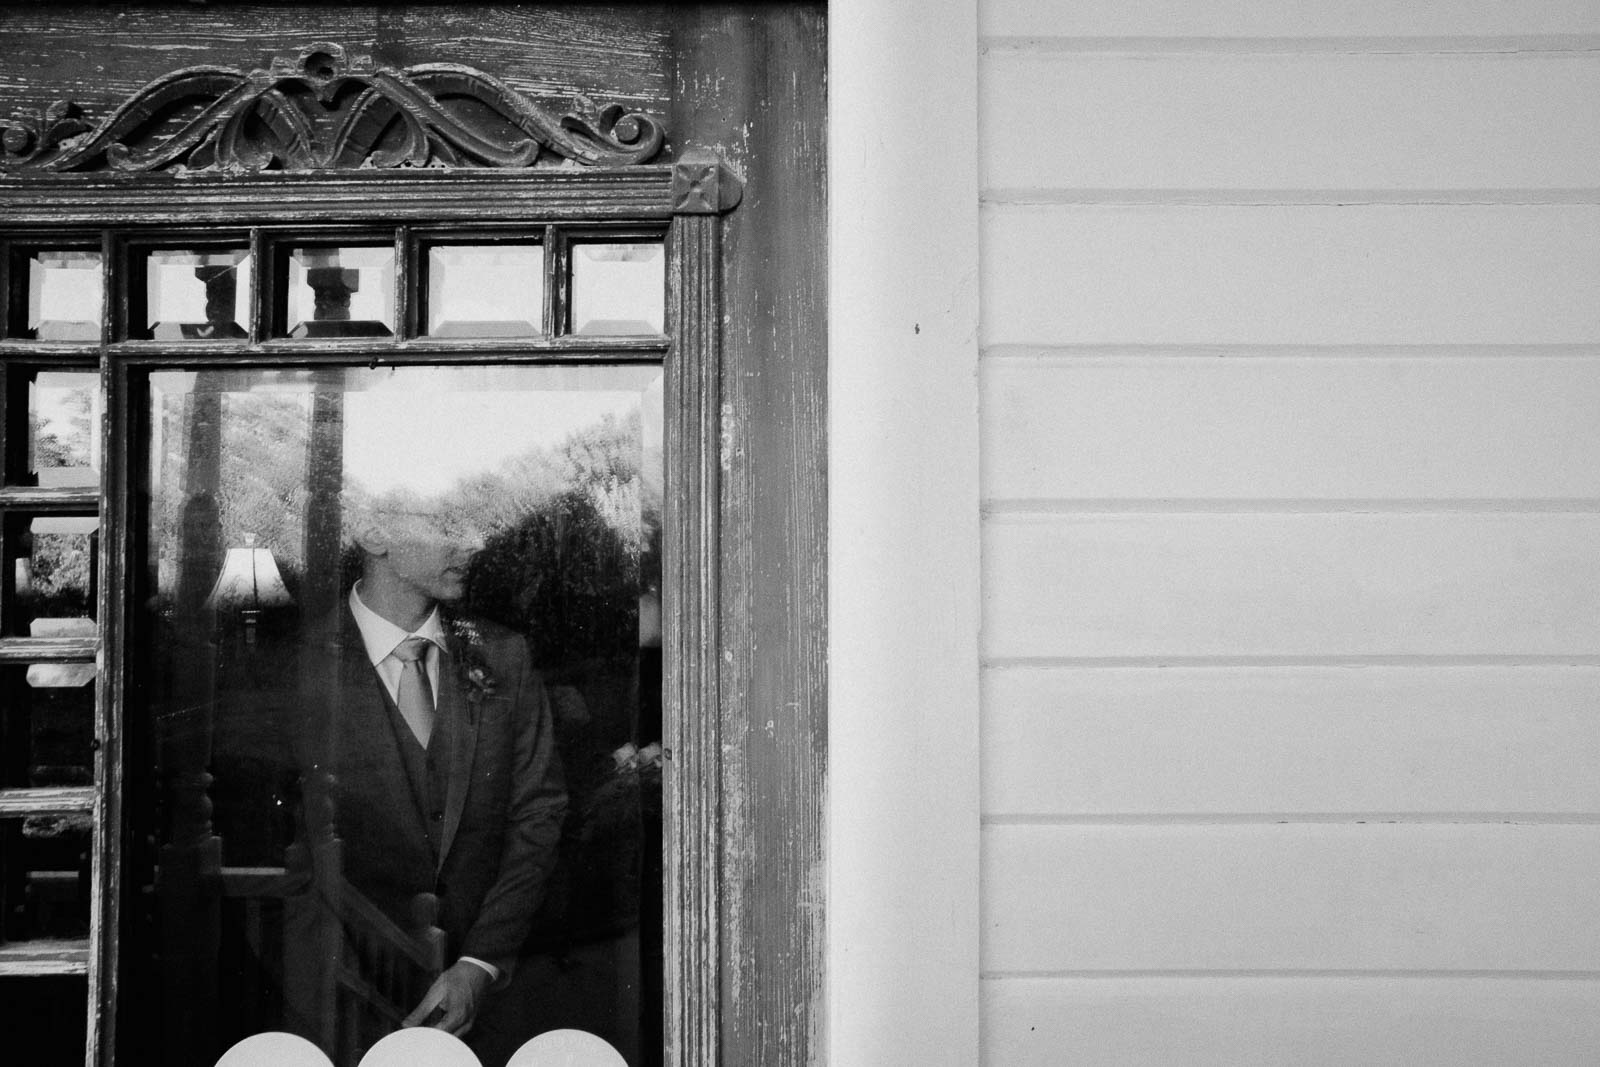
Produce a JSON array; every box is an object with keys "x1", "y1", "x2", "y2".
[{"x1": 391, "y1": 636, "x2": 436, "y2": 749}]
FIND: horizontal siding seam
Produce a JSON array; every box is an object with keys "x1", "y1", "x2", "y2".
[
  {"x1": 980, "y1": 343, "x2": 1600, "y2": 359},
  {"x1": 980, "y1": 189, "x2": 1600, "y2": 207},
  {"x1": 980, "y1": 499, "x2": 1600, "y2": 515},
  {"x1": 981, "y1": 195, "x2": 1600, "y2": 210},
  {"x1": 981, "y1": 655, "x2": 1600, "y2": 669},
  {"x1": 979, "y1": 969, "x2": 1600, "y2": 981},
  {"x1": 979, "y1": 35, "x2": 1600, "y2": 56},
  {"x1": 972, "y1": 825, "x2": 1600, "y2": 831}
]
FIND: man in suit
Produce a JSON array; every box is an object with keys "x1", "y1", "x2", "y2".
[{"x1": 287, "y1": 500, "x2": 567, "y2": 1046}]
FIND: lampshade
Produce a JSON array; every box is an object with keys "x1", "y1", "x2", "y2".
[{"x1": 205, "y1": 534, "x2": 293, "y2": 612}]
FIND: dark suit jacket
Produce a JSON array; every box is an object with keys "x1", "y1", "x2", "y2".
[{"x1": 290, "y1": 608, "x2": 567, "y2": 976}]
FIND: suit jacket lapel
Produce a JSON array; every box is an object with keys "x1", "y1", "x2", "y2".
[{"x1": 436, "y1": 632, "x2": 479, "y2": 870}]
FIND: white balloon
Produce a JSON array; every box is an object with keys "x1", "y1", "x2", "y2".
[
  {"x1": 357, "y1": 1027, "x2": 483, "y2": 1067},
  {"x1": 214, "y1": 1031, "x2": 333, "y2": 1067},
  {"x1": 507, "y1": 1029, "x2": 627, "y2": 1067}
]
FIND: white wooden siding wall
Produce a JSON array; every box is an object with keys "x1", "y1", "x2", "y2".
[{"x1": 977, "y1": 3, "x2": 1600, "y2": 1064}]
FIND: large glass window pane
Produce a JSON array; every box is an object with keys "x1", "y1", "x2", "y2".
[
  {"x1": 284, "y1": 246, "x2": 395, "y2": 339},
  {"x1": 146, "y1": 249, "x2": 251, "y2": 340},
  {"x1": 426, "y1": 244, "x2": 544, "y2": 338},
  {"x1": 132, "y1": 365, "x2": 664, "y2": 1067},
  {"x1": 25, "y1": 250, "x2": 102, "y2": 341},
  {"x1": 27, "y1": 370, "x2": 100, "y2": 488},
  {"x1": 570, "y1": 242, "x2": 664, "y2": 336}
]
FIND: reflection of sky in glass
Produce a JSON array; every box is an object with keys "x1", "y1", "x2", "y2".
[
  {"x1": 344, "y1": 387, "x2": 647, "y2": 495},
  {"x1": 571, "y1": 242, "x2": 664, "y2": 335},
  {"x1": 146, "y1": 366, "x2": 663, "y2": 595},
  {"x1": 428, "y1": 245, "x2": 543, "y2": 337},
  {"x1": 28, "y1": 250, "x2": 102, "y2": 339}
]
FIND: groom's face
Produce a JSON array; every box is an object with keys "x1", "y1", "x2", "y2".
[{"x1": 370, "y1": 509, "x2": 485, "y2": 603}]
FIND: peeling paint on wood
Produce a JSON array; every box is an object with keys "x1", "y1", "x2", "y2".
[
  {"x1": 0, "y1": 4, "x2": 826, "y2": 1063},
  {"x1": 672, "y1": 7, "x2": 828, "y2": 1065},
  {"x1": 0, "y1": 5, "x2": 673, "y2": 121}
]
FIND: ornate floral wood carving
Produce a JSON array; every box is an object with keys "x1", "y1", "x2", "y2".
[{"x1": 0, "y1": 42, "x2": 665, "y2": 175}]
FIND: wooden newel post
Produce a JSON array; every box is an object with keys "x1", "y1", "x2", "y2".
[{"x1": 281, "y1": 762, "x2": 344, "y2": 1056}]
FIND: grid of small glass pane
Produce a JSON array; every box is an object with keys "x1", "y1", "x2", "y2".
[
  {"x1": 0, "y1": 293, "x2": 102, "y2": 1019},
  {"x1": 4, "y1": 231, "x2": 664, "y2": 345}
]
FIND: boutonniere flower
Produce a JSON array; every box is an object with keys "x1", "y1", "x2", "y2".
[{"x1": 448, "y1": 619, "x2": 499, "y2": 706}]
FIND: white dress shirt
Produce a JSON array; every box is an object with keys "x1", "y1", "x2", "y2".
[
  {"x1": 349, "y1": 583, "x2": 446, "y2": 721},
  {"x1": 346, "y1": 583, "x2": 499, "y2": 983}
]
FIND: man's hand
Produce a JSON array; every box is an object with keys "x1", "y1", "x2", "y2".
[{"x1": 402, "y1": 960, "x2": 494, "y2": 1036}]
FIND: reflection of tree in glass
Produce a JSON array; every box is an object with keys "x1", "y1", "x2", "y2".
[
  {"x1": 216, "y1": 393, "x2": 312, "y2": 574},
  {"x1": 152, "y1": 394, "x2": 656, "y2": 617},
  {"x1": 338, "y1": 408, "x2": 652, "y2": 569},
  {"x1": 21, "y1": 386, "x2": 98, "y2": 614},
  {"x1": 440, "y1": 410, "x2": 650, "y2": 544},
  {"x1": 468, "y1": 488, "x2": 640, "y2": 667},
  {"x1": 23, "y1": 533, "x2": 92, "y2": 617},
  {"x1": 460, "y1": 411, "x2": 660, "y2": 959},
  {"x1": 150, "y1": 392, "x2": 313, "y2": 603},
  {"x1": 31, "y1": 386, "x2": 94, "y2": 469}
]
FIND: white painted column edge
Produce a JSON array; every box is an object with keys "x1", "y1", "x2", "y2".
[{"x1": 828, "y1": 1, "x2": 983, "y2": 1063}]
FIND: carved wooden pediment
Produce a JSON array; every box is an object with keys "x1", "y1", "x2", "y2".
[{"x1": 0, "y1": 42, "x2": 666, "y2": 175}]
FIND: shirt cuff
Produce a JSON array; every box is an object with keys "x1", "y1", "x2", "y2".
[{"x1": 458, "y1": 956, "x2": 500, "y2": 982}]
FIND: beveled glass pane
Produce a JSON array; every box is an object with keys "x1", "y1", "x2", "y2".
[
  {"x1": 28, "y1": 370, "x2": 100, "y2": 488},
  {"x1": 427, "y1": 244, "x2": 544, "y2": 338},
  {"x1": 15, "y1": 517, "x2": 98, "y2": 626},
  {"x1": 147, "y1": 249, "x2": 251, "y2": 340},
  {"x1": 571, "y1": 241, "x2": 665, "y2": 336},
  {"x1": 284, "y1": 245, "x2": 394, "y2": 339},
  {"x1": 0, "y1": 813, "x2": 92, "y2": 943},
  {"x1": 136, "y1": 365, "x2": 664, "y2": 1065},
  {"x1": 1, "y1": 661, "x2": 96, "y2": 789},
  {"x1": 0, "y1": 976, "x2": 86, "y2": 1067},
  {"x1": 26, "y1": 250, "x2": 102, "y2": 341}
]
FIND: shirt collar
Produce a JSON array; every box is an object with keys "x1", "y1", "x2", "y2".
[{"x1": 348, "y1": 582, "x2": 447, "y2": 667}]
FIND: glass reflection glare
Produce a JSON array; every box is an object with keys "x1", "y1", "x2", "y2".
[
  {"x1": 570, "y1": 242, "x2": 664, "y2": 336},
  {"x1": 26, "y1": 250, "x2": 102, "y2": 341},
  {"x1": 285, "y1": 246, "x2": 395, "y2": 338},
  {"x1": 135, "y1": 365, "x2": 664, "y2": 1067},
  {"x1": 427, "y1": 245, "x2": 544, "y2": 338}
]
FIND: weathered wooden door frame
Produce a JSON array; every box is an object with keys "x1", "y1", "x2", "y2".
[
  {"x1": 0, "y1": 162, "x2": 739, "y2": 1067},
  {"x1": 0, "y1": 8, "x2": 832, "y2": 1063}
]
